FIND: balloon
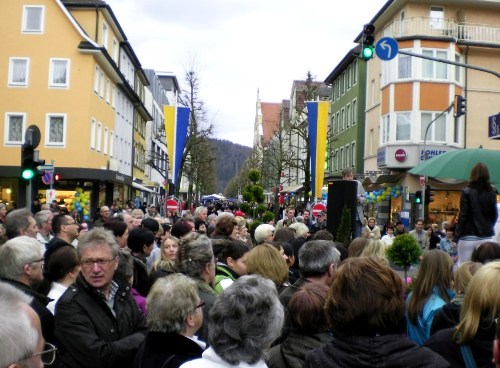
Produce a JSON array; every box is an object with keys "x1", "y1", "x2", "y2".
[
  {"x1": 83, "y1": 209, "x2": 89, "y2": 215},
  {"x1": 83, "y1": 215, "x2": 89, "y2": 221},
  {"x1": 76, "y1": 187, "x2": 83, "y2": 194}
]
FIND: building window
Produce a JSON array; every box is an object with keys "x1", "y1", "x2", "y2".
[
  {"x1": 99, "y1": 71, "x2": 104, "y2": 98},
  {"x1": 341, "y1": 108, "x2": 345, "y2": 131},
  {"x1": 90, "y1": 118, "x2": 96, "y2": 149},
  {"x1": 93, "y1": 65, "x2": 100, "y2": 93},
  {"x1": 340, "y1": 148, "x2": 344, "y2": 170},
  {"x1": 351, "y1": 142, "x2": 356, "y2": 168},
  {"x1": 96, "y1": 122, "x2": 102, "y2": 152},
  {"x1": 422, "y1": 49, "x2": 448, "y2": 79},
  {"x1": 112, "y1": 39, "x2": 119, "y2": 62},
  {"x1": 336, "y1": 112, "x2": 340, "y2": 133},
  {"x1": 430, "y1": 6, "x2": 444, "y2": 30},
  {"x1": 334, "y1": 149, "x2": 338, "y2": 172},
  {"x1": 382, "y1": 115, "x2": 390, "y2": 144},
  {"x1": 22, "y1": 6, "x2": 44, "y2": 33},
  {"x1": 5, "y1": 113, "x2": 25, "y2": 145},
  {"x1": 49, "y1": 59, "x2": 69, "y2": 88},
  {"x1": 109, "y1": 131, "x2": 114, "y2": 157},
  {"x1": 352, "y1": 99, "x2": 357, "y2": 124},
  {"x1": 352, "y1": 59, "x2": 357, "y2": 84},
  {"x1": 46, "y1": 114, "x2": 66, "y2": 146},
  {"x1": 346, "y1": 103, "x2": 351, "y2": 128},
  {"x1": 421, "y1": 112, "x2": 446, "y2": 142},
  {"x1": 455, "y1": 54, "x2": 462, "y2": 83},
  {"x1": 105, "y1": 79, "x2": 111, "y2": 103},
  {"x1": 396, "y1": 113, "x2": 411, "y2": 141},
  {"x1": 8, "y1": 58, "x2": 29, "y2": 86},
  {"x1": 102, "y1": 22, "x2": 108, "y2": 48},
  {"x1": 345, "y1": 145, "x2": 350, "y2": 168},
  {"x1": 103, "y1": 127, "x2": 109, "y2": 155},
  {"x1": 398, "y1": 53, "x2": 412, "y2": 79}
]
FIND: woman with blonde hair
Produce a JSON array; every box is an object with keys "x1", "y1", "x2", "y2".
[
  {"x1": 246, "y1": 243, "x2": 289, "y2": 292},
  {"x1": 406, "y1": 249, "x2": 454, "y2": 345},
  {"x1": 149, "y1": 235, "x2": 179, "y2": 287},
  {"x1": 425, "y1": 261, "x2": 500, "y2": 367},
  {"x1": 361, "y1": 217, "x2": 381, "y2": 240},
  {"x1": 360, "y1": 239, "x2": 389, "y2": 263}
]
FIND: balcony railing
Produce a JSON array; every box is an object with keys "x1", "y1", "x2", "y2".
[{"x1": 383, "y1": 17, "x2": 500, "y2": 45}]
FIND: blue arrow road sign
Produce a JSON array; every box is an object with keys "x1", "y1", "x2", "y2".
[{"x1": 376, "y1": 37, "x2": 399, "y2": 61}]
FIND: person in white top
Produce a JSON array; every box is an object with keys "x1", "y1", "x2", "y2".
[{"x1": 382, "y1": 225, "x2": 396, "y2": 245}]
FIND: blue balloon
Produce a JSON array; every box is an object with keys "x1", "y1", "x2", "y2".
[
  {"x1": 83, "y1": 215, "x2": 89, "y2": 221},
  {"x1": 77, "y1": 206, "x2": 83, "y2": 212}
]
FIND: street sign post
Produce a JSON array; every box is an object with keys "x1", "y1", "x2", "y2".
[
  {"x1": 37, "y1": 164, "x2": 54, "y2": 172},
  {"x1": 166, "y1": 198, "x2": 178, "y2": 212},
  {"x1": 312, "y1": 203, "x2": 327, "y2": 218},
  {"x1": 375, "y1": 37, "x2": 399, "y2": 61}
]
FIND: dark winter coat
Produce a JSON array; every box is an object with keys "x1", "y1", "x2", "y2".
[
  {"x1": 430, "y1": 301, "x2": 461, "y2": 335},
  {"x1": 425, "y1": 323, "x2": 495, "y2": 368},
  {"x1": 304, "y1": 334, "x2": 449, "y2": 368},
  {"x1": 193, "y1": 279, "x2": 217, "y2": 344},
  {"x1": 275, "y1": 277, "x2": 310, "y2": 345},
  {"x1": 0, "y1": 277, "x2": 56, "y2": 345},
  {"x1": 455, "y1": 186, "x2": 497, "y2": 241},
  {"x1": 133, "y1": 331, "x2": 203, "y2": 368},
  {"x1": 268, "y1": 332, "x2": 333, "y2": 368},
  {"x1": 54, "y1": 274, "x2": 147, "y2": 368}
]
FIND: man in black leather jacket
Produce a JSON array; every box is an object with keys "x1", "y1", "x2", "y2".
[{"x1": 55, "y1": 228, "x2": 147, "y2": 368}]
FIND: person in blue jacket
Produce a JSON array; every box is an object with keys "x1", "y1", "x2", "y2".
[{"x1": 406, "y1": 249, "x2": 455, "y2": 345}]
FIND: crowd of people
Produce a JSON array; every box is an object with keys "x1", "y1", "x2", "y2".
[{"x1": 1, "y1": 163, "x2": 499, "y2": 367}]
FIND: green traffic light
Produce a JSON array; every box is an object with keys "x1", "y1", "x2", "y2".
[
  {"x1": 415, "y1": 197, "x2": 421, "y2": 204},
  {"x1": 22, "y1": 168, "x2": 35, "y2": 180},
  {"x1": 362, "y1": 46, "x2": 374, "y2": 60}
]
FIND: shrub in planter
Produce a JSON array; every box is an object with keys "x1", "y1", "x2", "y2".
[{"x1": 386, "y1": 233, "x2": 422, "y2": 283}]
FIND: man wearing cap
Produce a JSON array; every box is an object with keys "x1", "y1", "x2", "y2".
[
  {"x1": 144, "y1": 204, "x2": 158, "y2": 219},
  {"x1": 395, "y1": 221, "x2": 407, "y2": 236},
  {"x1": 312, "y1": 211, "x2": 327, "y2": 234}
]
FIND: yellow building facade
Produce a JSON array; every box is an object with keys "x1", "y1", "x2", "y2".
[{"x1": 0, "y1": 0, "x2": 152, "y2": 214}]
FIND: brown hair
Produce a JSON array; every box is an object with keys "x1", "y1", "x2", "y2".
[
  {"x1": 289, "y1": 283, "x2": 330, "y2": 334},
  {"x1": 246, "y1": 243, "x2": 289, "y2": 287},
  {"x1": 469, "y1": 162, "x2": 493, "y2": 192},
  {"x1": 214, "y1": 216, "x2": 237, "y2": 237},
  {"x1": 325, "y1": 257, "x2": 405, "y2": 336},
  {"x1": 273, "y1": 227, "x2": 296, "y2": 243},
  {"x1": 407, "y1": 250, "x2": 453, "y2": 324}
]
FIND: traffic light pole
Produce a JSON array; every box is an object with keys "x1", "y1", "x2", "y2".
[{"x1": 421, "y1": 102, "x2": 454, "y2": 220}]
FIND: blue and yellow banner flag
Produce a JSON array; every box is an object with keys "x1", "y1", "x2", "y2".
[
  {"x1": 307, "y1": 101, "x2": 329, "y2": 199},
  {"x1": 164, "y1": 106, "x2": 190, "y2": 185}
]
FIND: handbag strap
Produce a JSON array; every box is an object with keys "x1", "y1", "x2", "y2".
[{"x1": 460, "y1": 344, "x2": 477, "y2": 368}]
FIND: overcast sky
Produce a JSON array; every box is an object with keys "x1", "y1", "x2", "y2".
[{"x1": 105, "y1": 0, "x2": 388, "y2": 147}]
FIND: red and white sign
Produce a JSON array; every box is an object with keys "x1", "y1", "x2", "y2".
[
  {"x1": 419, "y1": 176, "x2": 426, "y2": 186},
  {"x1": 312, "y1": 203, "x2": 327, "y2": 217},
  {"x1": 166, "y1": 199, "x2": 178, "y2": 212},
  {"x1": 395, "y1": 148, "x2": 407, "y2": 162}
]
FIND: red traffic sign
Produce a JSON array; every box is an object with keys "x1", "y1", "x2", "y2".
[
  {"x1": 42, "y1": 171, "x2": 52, "y2": 185},
  {"x1": 419, "y1": 176, "x2": 426, "y2": 186},
  {"x1": 166, "y1": 199, "x2": 178, "y2": 212},
  {"x1": 312, "y1": 203, "x2": 327, "y2": 217}
]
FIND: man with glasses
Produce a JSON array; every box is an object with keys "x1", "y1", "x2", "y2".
[
  {"x1": 55, "y1": 228, "x2": 147, "y2": 368},
  {"x1": 44, "y1": 213, "x2": 79, "y2": 269},
  {"x1": 0, "y1": 236, "x2": 56, "y2": 346},
  {"x1": 35, "y1": 210, "x2": 54, "y2": 251},
  {"x1": 0, "y1": 282, "x2": 57, "y2": 368}
]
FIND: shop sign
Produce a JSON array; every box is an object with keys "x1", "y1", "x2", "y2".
[
  {"x1": 395, "y1": 148, "x2": 407, "y2": 162},
  {"x1": 115, "y1": 174, "x2": 125, "y2": 182},
  {"x1": 419, "y1": 149, "x2": 447, "y2": 161},
  {"x1": 488, "y1": 113, "x2": 500, "y2": 139}
]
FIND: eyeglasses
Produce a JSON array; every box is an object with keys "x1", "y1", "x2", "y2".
[
  {"x1": 29, "y1": 258, "x2": 45, "y2": 268},
  {"x1": 196, "y1": 301, "x2": 205, "y2": 309},
  {"x1": 81, "y1": 258, "x2": 115, "y2": 268},
  {"x1": 28, "y1": 342, "x2": 57, "y2": 365}
]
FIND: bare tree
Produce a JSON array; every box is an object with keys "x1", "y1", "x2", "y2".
[{"x1": 177, "y1": 68, "x2": 215, "y2": 208}]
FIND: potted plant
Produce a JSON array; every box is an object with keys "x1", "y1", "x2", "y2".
[
  {"x1": 335, "y1": 206, "x2": 352, "y2": 247},
  {"x1": 385, "y1": 233, "x2": 422, "y2": 284}
]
